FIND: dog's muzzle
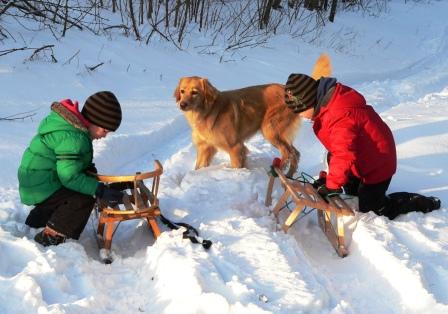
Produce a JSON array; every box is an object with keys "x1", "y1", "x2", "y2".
[{"x1": 179, "y1": 101, "x2": 189, "y2": 111}]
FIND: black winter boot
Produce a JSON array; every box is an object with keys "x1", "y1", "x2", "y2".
[
  {"x1": 34, "y1": 227, "x2": 66, "y2": 246},
  {"x1": 415, "y1": 196, "x2": 441, "y2": 213},
  {"x1": 387, "y1": 192, "x2": 441, "y2": 218}
]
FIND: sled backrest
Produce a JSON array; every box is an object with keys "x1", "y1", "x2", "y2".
[
  {"x1": 96, "y1": 160, "x2": 163, "y2": 214},
  {"x1": 274, "y1": 167, "x2": 354, "y2": 216},
  {"x1": 265, "y1": 164, "x2": 355, "y2": 257}
]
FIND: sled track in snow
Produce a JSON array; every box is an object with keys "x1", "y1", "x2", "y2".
[
  {"x1": 93, "y1": 114, "x2": 192, "y2": 174},
  {"x1": 90, "y1": 108, "x2": 448, "y2": 312}
]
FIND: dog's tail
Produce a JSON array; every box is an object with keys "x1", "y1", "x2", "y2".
[{"x1": 311, "y1": 53, "x2": 332, "y2": 80}]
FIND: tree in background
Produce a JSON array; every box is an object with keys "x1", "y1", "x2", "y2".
[{"x1": 0, "y1": 0, "x2": 390, "y2": 58}]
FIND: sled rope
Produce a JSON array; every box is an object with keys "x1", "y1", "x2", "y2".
[
  {"x1": 266, "y1": 164, "x2": 356, "y2": 257},
  {"x1": 269, "y1": 171, "x2": 319, "y2": 222},
  {"x1": 159, "y1": 214, "x2": 212, "y2": 250},
  {"x1": 274, "y1": 199, "x2": 315, "y2": 223},
  {"x1": 273, "y1": 171, "x2": 353, "y2": 223}
]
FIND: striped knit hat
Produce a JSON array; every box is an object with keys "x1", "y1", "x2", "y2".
[
  {"x1": 81, "y1": 91, "x2": 122, "y2": 131},
  {"x1": 284, "y1": 73, "x2": 318, "y2": 113}
]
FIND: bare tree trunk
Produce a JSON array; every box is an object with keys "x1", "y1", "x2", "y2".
[
  {"x1": 178, "y1": 0, "x2": 190, "y2": 43},
  {"x1": 147, "y1": 0, "x2": 153, "y2": 19},
  {"x1": 174, "y1": 0, "x2": 181, "y2": 28},
  {"x1": 139, "y1": 0, "x2": 144, "y2": 24},
  {"x1": 199, "y1": 0, "x2": 205, "y2": 31},
  {"x1": 165, "y1": 0, "x2": 169, "y2": 28},
  {"x1": 62, "y1": 0, "x2": 68, "y2": 37},
  {"x1": 128, "y1": 0, "x2": 141, "y2": 39},
  {"x1": 329, "y1": 0, "x2": 337, "y2": 22},
  {"x1": 261, "y1": 0, "x2": 274, "y2": 30}
]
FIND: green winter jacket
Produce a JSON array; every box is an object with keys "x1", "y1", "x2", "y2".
[{"x1": 18, "y1": 102, "x2": 98, "y2": 205}]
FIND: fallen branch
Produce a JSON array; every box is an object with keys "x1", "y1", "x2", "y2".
[
  {"x1": 28, "y1": 44, "x2": 57, "y2": 63},
  {"x1": 0, "y1": 46, "x2": 29, "y2": 57},
  {"x1": 0, "y1": 44, "x2": 57, "y2": 63},
  {"x1": 85, "y1": 62, "x2": 104, "y2": 72},
  {"x1": 0, "y1": 109, "x2": 38, "y2": 121},
  {"x1": 62, "y1": 49, "x2": 80, "y2": 65},
  {"x1": 104, "y1": 24, "x2": 129, "y2": 31}
]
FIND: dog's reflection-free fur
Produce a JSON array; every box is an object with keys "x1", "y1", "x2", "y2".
[
  {"x1": 174, "y1": 54, "x2": 332, "y2": 175},
  {"x1": 174, "y1": 78, "x2": 300, "y2": 174}
]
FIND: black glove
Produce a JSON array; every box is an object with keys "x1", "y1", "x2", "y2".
[
  {"x1": 317, "y1": 185, "x2": 342, "y2": 201},
  {"x1": 108, "y1": 181, "x2": 134, "y2": 191},
  {"x1": 312, "y1": 177, "x2": 326, "y2": 189},
  {"x1": 86, "y1": 163, "x2": 98, "y2": 175},
  {"x1": 312, "y1": 171, "x2": 327, "y2": 189},
  {"x1": 95, "y1": 183, "x2": 124, "y2": 206}
]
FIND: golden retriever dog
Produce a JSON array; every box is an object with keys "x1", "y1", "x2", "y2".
[{"x1": 174, "y1": 54, "x2": 332, "y2": 175}]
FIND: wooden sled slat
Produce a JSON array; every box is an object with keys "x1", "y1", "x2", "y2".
[
  {"x1": 95, "y1": 160, "x2": 163, "y2": 263},
  {"x1": 266, "y1": 166, "x2": 355, "y2": 257},
  {"x1": 95, "y1": 165, "x2": 162, "y2": 183}
]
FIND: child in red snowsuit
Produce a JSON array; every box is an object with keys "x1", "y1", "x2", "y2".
[{"x1": 284, "y1": 74, "x2": 441, "y2": 219}]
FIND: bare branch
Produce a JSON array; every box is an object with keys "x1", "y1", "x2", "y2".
[
  {"x1": 0, "y1": 109, "x2": 38, "y2": 121},
  {"x1": 0, "y1": 46, "x2": 29, "y2": 57},
  {"x1": 28, "y1": 44, "x2": 56, "y2": 63},
  {"x1": 62, "y1": 49, "x2": 80, "y2": 65},
  {"x1": 85, "y1": 62, "x2": 104, "y2": 72}
]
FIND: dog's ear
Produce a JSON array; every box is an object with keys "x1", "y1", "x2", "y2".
[
  {"x1": 173, "y1": 79, "x2": 182, "y2": 102},
  {"x1": 201, "y1": 78, "x2": 218, "y2": 108}
]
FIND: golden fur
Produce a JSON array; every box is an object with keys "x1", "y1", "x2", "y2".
[{"x1": 174, "y1": 54, "x2": 332, "y2": 175}]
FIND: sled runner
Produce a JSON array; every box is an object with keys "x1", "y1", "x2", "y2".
[
  {"x1": 95, "y1": 160, "x2": 163, "y2": 263},
  {"x1": 265, "y1": 160, "x2": 355, "y2": 257},
  {"x1": 94, "y1": 160, "x2": 211, "y2": 263}
]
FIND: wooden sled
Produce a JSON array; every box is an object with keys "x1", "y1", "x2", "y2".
[
  {"x1": 95, "y1": 160, "x2": 163, "y2": 263},
  {"x1": 265, "y1": 165, "x2": 355, "y2": 257}
]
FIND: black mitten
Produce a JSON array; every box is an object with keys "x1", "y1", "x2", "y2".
[
  {"x1": 95, "y1": 183, "x2": 124, "y2": 206},
  {"x1": 312, "y1": 171, "x2": 327, "y2": 189},
  {"x1": 317, "y1": 185, "x2": 342, "y2": 201},
  {"x1": 86, "y1": 163, "x2": 98, "y2": 174}
]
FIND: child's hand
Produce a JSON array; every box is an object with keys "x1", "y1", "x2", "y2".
[
  {"x1": 312, "y1": 171, "x2": 327, "y2": 189},
  {"x1": 317, "y1": 185, "x2": 342, "y2": 201},
  {"x1": 86, "y1": 163, "x2": 98, "y2": 174},
  {"x1": 95, "y1": 183, "x2": 124, "y2": 206},
  {"x1": 312, "y1": 177, "x2": 326, "y2": 189}
]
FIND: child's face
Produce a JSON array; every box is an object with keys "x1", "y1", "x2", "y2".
[
  {"x1": 299, "y1": 107, "x2": 315, "y2": 120},
  {"x1": 88, "y1": 124, "x2": 111, "y2": 140}
]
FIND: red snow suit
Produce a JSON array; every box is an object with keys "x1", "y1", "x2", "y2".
[{"x1": 313, "y1": 83, "x2": 397, "y2": 190}]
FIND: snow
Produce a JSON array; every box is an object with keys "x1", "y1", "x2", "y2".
[{"x1": 1, "y1": 1, "x2": 448, "y2": 313}]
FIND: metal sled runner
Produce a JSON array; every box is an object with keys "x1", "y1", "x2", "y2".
[
  {"x1": 95, "y1": 160, "x2": 163, "y2": 263},
  {"x1": 265, "y1": 164, "x2": 355, "y2": 257}
]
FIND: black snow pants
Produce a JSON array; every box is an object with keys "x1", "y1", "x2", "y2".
[
  {"x1": 346, "y1": 176, "x2": 439, "y2": 220},
  {"x1": 25, "y1": 187, "x2": 96, "y2": 239}
]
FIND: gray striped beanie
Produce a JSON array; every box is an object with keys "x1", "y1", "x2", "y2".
[
  {"x1": 285, "y1": 73, "x2": 318, "y2": 113},
  {"x1": 81, "y1": 91, "x2": 122, "y2": 131}
]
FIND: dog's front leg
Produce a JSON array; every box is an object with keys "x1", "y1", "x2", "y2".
[
  {"x1": 269, "y1": 137, "x2": 300, "y2": 177},
  {"x1": 285, "y1": 146, "x2": 300, "y2": 177},
  {"x1": 229, "y1": 143, "x2": 247, "y2": 168},
  {"x1": 195, "y1": 142, "x2": 217, "y2": 169}
]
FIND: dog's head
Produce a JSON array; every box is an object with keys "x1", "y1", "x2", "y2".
[{"x1": 174, "y1": 76, "x2": 219, "y2": 112}]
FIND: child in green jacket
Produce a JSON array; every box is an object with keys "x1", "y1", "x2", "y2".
[{"x1": 18, "y1": 91, "x2": 124, "y2": 246}]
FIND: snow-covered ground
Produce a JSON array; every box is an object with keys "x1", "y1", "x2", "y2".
[{"x1": 1, "y1": 1, "x2": 448, "y2": 313}]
